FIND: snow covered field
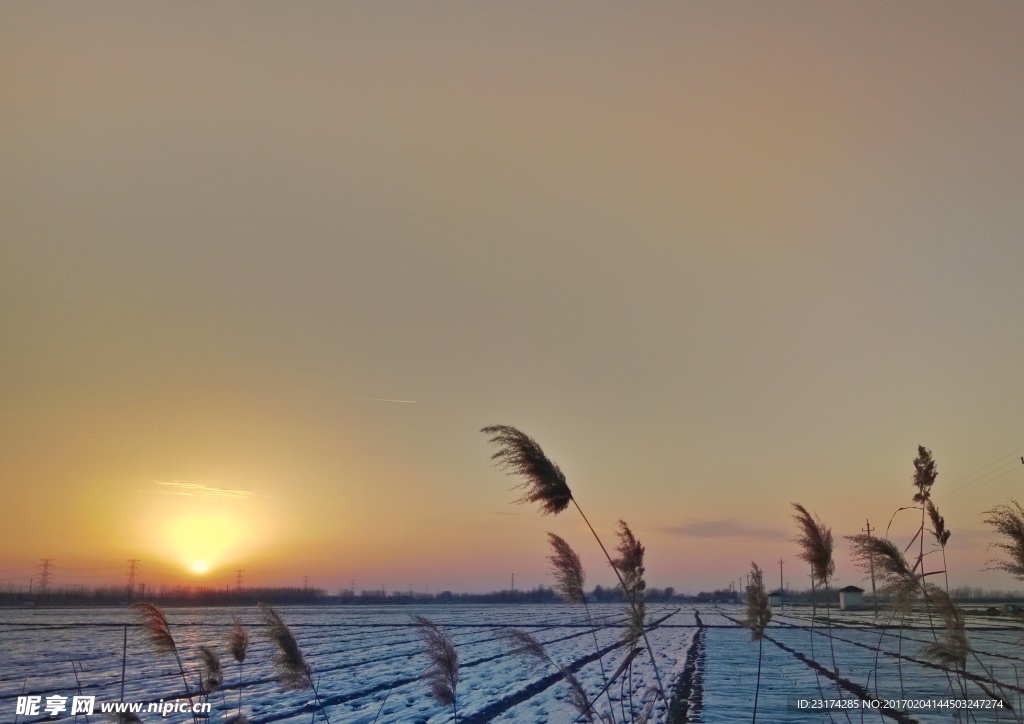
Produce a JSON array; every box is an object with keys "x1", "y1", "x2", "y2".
[{"x1": 2, "y1": 603, "x2": 1022, "y2": 723}]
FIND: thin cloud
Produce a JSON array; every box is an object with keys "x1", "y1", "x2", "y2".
[
  {"x1": 153, "y1": 481, "x2": 257, "y2": 500},
  {"x1": 658, "y1": 518, "x2": 789, "y2": 541},
  {"x1": 361, "y1": 398, "x2": 418, "y2": 404}
]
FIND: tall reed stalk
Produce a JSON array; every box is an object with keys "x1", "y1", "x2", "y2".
[
  {"x1": 791, "y1": 504, "x2": 843, "y2": 724},
  {"x1": 260, "y1": 602, "x2": 331, "y2": 724},
  {"x1": 414, "y1": 615, "x2": 460, "y2": 722},
  {"x1": 482, "y1": 425, "x2": 668, "y2": 709},
  {"x1": 130, "y1": 602, "x2": 199, "y2": 724},
  {"x1": 227, "y1": 616, "x2": 250, "y2": 719},
  {"x1": 548, "y1": 532, "x2": 616, "y2": 722},
  {"x1": 743, "y1": 562, "x2": 771, "y2": 724}
]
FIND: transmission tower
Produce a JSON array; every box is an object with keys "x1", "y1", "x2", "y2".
[
  {"x1": 38, "y1": 559, "x2": 53, "y2": 592},
  {"x1": 126, "y1": 559, "x2": 139, "y2": 598},
  {"x1": 235, "y1": 569, "x2": 244, "y2": 592}
]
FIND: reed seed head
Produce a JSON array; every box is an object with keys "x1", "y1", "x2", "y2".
[
  {"x1": 227, "y1": 616, "x2": 250, "y2": 664},
  {"x1": 482, "y1": 425, "x2": 573, "y2": 515},
  {"x1": 983, "y1": 499, "x2": 1024, "y2": 579},
  {"x1": 846, "y1": 534, "x2": 919, "y2": 610},
  {"x1": 500, "y1": 628, "x2": 551, "y2": 664},
  {"x1": 613, "y1": 520, "x2": 647, "y2": 645},
  {"x1": 198, "y1": 645, "x2": 223, "y2": 694},
  {"x1": 743, "y1": 562, "x2": 772, "y2": 642},
  {"x1": 912, "y1": 445, "x2": 938, "y2": 503},
  {"x1": 499, "y1": 628, "x2": 593, "y2": 722},
  {"x1": 926, "y1": 500, "x2": 951, "y2": 548},
  {"x1": 791, "y1": 503, "x2": 835, "y2": 584},
  {"x1": 921, "y1": 585, "x2": 968, "y2": 669},
  {"x1": 547, "y1": 533, "x2": 586, "y2": 604},
  {"x1": 259, "y1": 602, "x2": 312, "y2": 691},
  {"x1": 130, "y1": 602, "x2": 176, "y2": 654},
  {"x1": 413, "y1": 615, "x2": 459, "y2": 709}
]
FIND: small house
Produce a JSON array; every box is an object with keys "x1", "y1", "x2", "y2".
[
  {"x1": 839, "y1": 585, "x2": 865, "y2": 610},
  {"x1": 768, "y1": 589, "x2": 784, "y2": 609}
]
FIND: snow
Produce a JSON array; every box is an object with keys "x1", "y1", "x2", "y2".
[{"x1": 2, "y1": 603, "x2": 1022, "y2": 723}]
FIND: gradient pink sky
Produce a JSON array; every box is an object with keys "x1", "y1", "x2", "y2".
[{"x1": 1, "y1": 3, "x2": 1022, "y2": 594}]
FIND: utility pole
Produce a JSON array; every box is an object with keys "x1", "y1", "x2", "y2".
[
  {"x1": 235, "y1": 569, "x2": 244, "y2": 592},
  {"x1": 511, "y1": 573, "x2": 514, "y2": 594},
  {"x1": 126, "y1": 559, "x2": 139, "y2": 598},
  {"x1": 779, "y1": 558, "x2": 785, "y2": 610},
  {"x1": 863, "y1": 519, "x2": 879, "y2": 617},
  {"x1": 38, "y1": 559, "x2": 53, "y2": 592}
]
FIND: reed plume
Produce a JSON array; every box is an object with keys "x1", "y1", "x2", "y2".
[
  {"x1": 926, "y1": 500, "x2": 951, "y2": 548},
  {"x1": 912, "y1": 444, "x2": 938, "y2": 503},
  {"x1": 500, "y1": 628, "x2": 594, "y2": 723},
  {"x1": 744, "y1": 562, "x2": 772, "y2": 724},
  {"x1": 131, "y1": 602, "x2": 176, "y2": 654},
  {"x1": 481, "y1": 425, "x2": 668, "y2": 707},
  {"x1": 791, "y1": 504, "x2": 834, "y2": 583},
  {"x1": 482, "y1": 425, "x2": 572, "y2": 515},
  {"x1": 744, "y1": 563, "x2": 771, "y2": 642},
  {"x1": 130, "y1": 602, "x2": 199, "y2": 724},
  {"x1": 198, "y1": 645, "x2": 223, "y2": 694},
  {"x1": 983, "y1": 500, "x2": 1024, "y2": 579},
  {"x1": 613, "y1": 520, "x2": 647, "y2": 647},
  {"x1": 228, "y1": 616, "x2": 250, "y2": 663},
  {"x1": 110, "y1": 713, "x2": 143, "y2": 723},
  {"x1": 414, "y1": 615, "x2": 459, "y2": 720},
  {"x1": 224, "y1": 716, "x2": 251, "y2": 724},
  {"x1": 548, "y1": 533, "x2": 616, "y2": 721},
  {"x1": 791, "y1": 504, "x2": 847, "y2": 723},
  {"x1": 227, "y1": 616, "x2": 250, "y2": 717},
  {"x1": 920, "y1": 585, "x2": 967, "y2": 670},
  {"x1": 846, "y1": 535, "x2": 919, "y2": 611},
  {"x1": 548, "y1": 533, "x2": 586, "y2": 604},
  {"x1": 259, "y1": 603, "x2": 312, "y2": 691},
  {"x1": 260, "y1": 603, "x2": 330, "y2": 724}
]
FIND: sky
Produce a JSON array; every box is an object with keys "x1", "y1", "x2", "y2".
[{"x1": 1, "y1": 2, "x2": 1022, "y2": 595}]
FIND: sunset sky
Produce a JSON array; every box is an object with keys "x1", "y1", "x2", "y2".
[{"x1": 1, "y1": 3, "x2": 1022, "y2": 595}]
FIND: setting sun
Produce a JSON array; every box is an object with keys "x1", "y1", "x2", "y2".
[{"x1": 191, "y1": 559, "x2": 208, "y2": 574}]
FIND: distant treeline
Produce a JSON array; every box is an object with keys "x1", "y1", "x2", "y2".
[
  {"x1": 4, "y1": 582, "x2": 1021, "y2": 608},
  {"x1": 0, "y1": 583, "x2": 681, "y2": 607},
  {"x1": 0, "y1": 585, "x2": 329, "y2": 607}
]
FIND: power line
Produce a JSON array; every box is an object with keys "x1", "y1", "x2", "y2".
[{"x1": 933, "y1": 445, "x2": 1024, "y2": 502}]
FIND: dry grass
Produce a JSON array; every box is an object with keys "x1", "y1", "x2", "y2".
[
  {"x1": 413, "y1": 615, "x2": 459, "y2": 715},
  {"x1": 481, "y1": 425, "x2": 573, "y2": 515}
]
